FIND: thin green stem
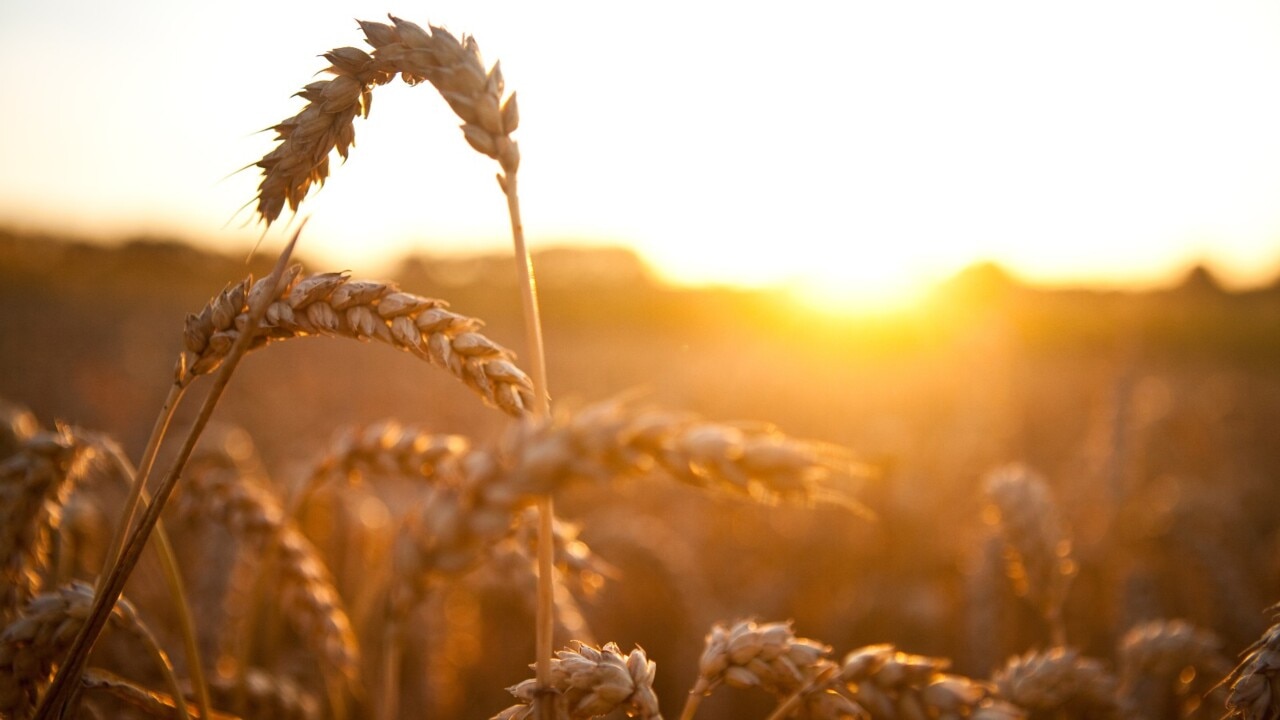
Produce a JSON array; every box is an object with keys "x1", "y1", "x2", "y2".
[{"x1": 33, "y1": 227, "x2": 302, "y2": 720}]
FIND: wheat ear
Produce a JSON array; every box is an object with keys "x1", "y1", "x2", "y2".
[
  {"x1": 993, "y1": 647, "x2": 1122, "y2": 720},
  {"x1": 1118, "y1": 619, "x2": 1230, "y2": 720},
  {"x1": 983, "y1": 464, "x2": 1076, "y2": 646},
  {"x1": 681, "y1": 619, "x2": 838, "y2": 720},
  {"x1": 177, "y1": 265, "x2": 535, "y2": 415},
  {"x1": 1223, "y1": 607, "x2": 1280, "y2": 720},
  {"x1": 175, "y1": 452, "x2": 359, "y2": 689},
  {"x1": 837, "y1": 644, "x2": 1025, "y2": 720},
  {"x1": 0, "y1": 427, "x2": 91, "y2": 624},
  {"x1": 494, "y1": 642, "x2": 662, "y2": 720},
  {"x1": 252, "y1": 17, "x2": 556, "y2": 708}
]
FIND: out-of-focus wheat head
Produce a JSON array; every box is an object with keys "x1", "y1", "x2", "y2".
[
  {"x1": 0, "y1": 426, "x2": 95, "y2": 625},
  {"x1": 0, "y1": 582, "x2": 162, "y2": 720},
  {"x1": 983, "y1": 464, "x2": 1076, "y2": 642},
  {"x1": 174, "y1": 444, "x2": 360, "y2": 688},
  {"x1": 837, "y1": 644, "x2": 1025, "y2": 720},
  {"x1": 1117, "y1": 619, "x2": 1230, "y2": 720},
  {"x1": 993, "y1": 647, "x2": 1122, "y2": 720},
  {"x1": 254, "y1": 15, "x2": 519, "y2": 225},
  {"x1": 1225, "y1": 610, "x2": 1280, "y2": 720}
]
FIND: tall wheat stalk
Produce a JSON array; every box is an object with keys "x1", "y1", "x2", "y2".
[{"x1": 250, "y1": 16, "x2": 559, "y2": 717}]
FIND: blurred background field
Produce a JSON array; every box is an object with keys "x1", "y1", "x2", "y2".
[{"x1": 4, "y1": 226, "x2": 1280, "y2": 716}]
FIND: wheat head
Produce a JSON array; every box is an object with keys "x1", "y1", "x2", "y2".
[{"x1": 177, "y1": 266, "x2": 534, "y2": 416}]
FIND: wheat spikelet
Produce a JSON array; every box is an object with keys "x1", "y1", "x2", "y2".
[
  {"x1": 173, "y1": 452, "x2": 359, "y2": 685},
  {"x1": 494, "y1": 641, "x2": 661, "y2": 720},
  {"x1": 0, "y1": 582, "x2": 154, "y2": 720},
  {"x1": 983, "y1": 464, "x2": 1075, "y2": 642},
  {"x1": 993, "y1": 647, "x2": 1121, "y2": 720},
  {"x1": 0, "y1": 427, "x2": 93, "y2": 623},
  {"x1": 838, "y1": 644, "x2": 1025, "y2": 720},
  {"x1": 1224, "y1": 610, "x2": 1280, "y2": 720},
  {"x1": 176, "y1": 266, "x2": 534, "y2": 416},
  {"x1": 1118, "y1": 619, "x2": 1230, "y2": 720},
  {"x1": 253, "y1": 15, "x2": 519, "y2": 224}
]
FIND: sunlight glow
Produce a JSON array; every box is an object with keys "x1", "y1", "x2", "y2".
[{"x1": 2, "y1": 1, "x2": 1280, "y2": 305}]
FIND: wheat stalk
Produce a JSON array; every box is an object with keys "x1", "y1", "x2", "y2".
[{"x1": 250, "y1": 18, "x2": 557, "y2": 706}]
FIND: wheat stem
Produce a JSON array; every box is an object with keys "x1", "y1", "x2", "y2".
[
  {"x1": 32, "y1": 227, "x2": 301, "y2": 720},
  {"x1": 498, "y1": 133, "x2": 556, "y2": 720},
  {"x1": 99, "y1": 384, "x2": 183, "y2": 586}
]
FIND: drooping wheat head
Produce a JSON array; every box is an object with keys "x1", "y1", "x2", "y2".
[
  {"x1": 253, "y1": 15, "x2": 519, "y2": 225},
  {"x1": 173, "y1": 449, "x2": 359, "y2": 687},
  {"x1": 178, "y1": 266, "x2": 534, "y2": 416}
]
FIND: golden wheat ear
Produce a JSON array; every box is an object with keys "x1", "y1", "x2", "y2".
[{"x1": 253, "y1": 15, "x2": 520, "y2": 226}]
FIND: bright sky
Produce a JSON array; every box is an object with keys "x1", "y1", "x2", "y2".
[{"x1": 3, "y1": 0, "x2": 1280, "y2": 308}]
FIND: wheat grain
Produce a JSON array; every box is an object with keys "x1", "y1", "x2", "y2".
[
  {"x1": 253, "y1": 15, "x2": 519, "y2": 224},
  {"x1": 176, "y1": 266, "x2": 534, "y2": 416},
  {"x1": 494, "y1": 641, "x2": 661, "y2": 720}
]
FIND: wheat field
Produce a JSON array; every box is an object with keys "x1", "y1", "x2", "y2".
[{"x1": 2, "y1": 13, "x2": 1280, "y2": 720}]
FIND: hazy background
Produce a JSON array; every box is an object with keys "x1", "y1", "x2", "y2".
[{"x1": 3, "y1": 0, "x2": 1280, "y2": 307}]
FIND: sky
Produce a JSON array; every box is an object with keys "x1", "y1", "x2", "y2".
[{"x1": 3, "y1": 0, "x2": 1280, "y2": 308}]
